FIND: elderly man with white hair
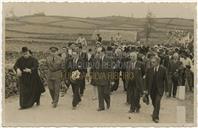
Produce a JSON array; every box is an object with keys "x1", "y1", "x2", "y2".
[{"x1": 126, "y1": 52, "x2": 145, "y2": 113}]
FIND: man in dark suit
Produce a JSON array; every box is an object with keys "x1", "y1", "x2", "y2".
[
  {"x1": 78, "y1": 46, "x2": 88, "y2": 96},
  {"x1": 121, "y1": 47, "x2": 130, "y2": 92},
  {"x1": 67, "y1": 49, "x2": 86, "y2": 109},
  {"x1": 126, "y1": 52, "x2": 145, "y2": 113},
  {"x1": 95, "y1": 47, "x2": 112, "y2": 111},
  {"x1": 145, "y1": 56, "x2": 168, "y2": 123}
]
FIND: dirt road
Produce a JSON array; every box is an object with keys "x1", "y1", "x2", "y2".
[{"x1": 4, "y1": 82, "x2": 183, "y2": 126}]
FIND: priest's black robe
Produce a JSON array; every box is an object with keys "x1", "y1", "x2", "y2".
[{"x1": 14, "y1": 56, "x2": 43, "y2": 109}]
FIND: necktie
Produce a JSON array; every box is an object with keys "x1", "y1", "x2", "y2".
[
  {"x1": 133, "y1": 63, "x2": 135, "y2": 69},
  {"x1": 132, "y1": 62, "x2": 135, "y2": 70},
  {"x1": 52, "y1": 56, "x2": 55, "y2": 62},
  {"x1": 132, "y1": 63, "x2": 134, "y2": 70}
]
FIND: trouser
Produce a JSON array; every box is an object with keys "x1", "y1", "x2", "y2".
[
  {"x1": 35, "y1": 93, "x2": 41, "y2": 104},
  {"x1": 172, "y1": 77, "x2": 179, "y2": 97},
  {"x1": 130, "y1": 86, "x2": 141, "y2": 111},
  {"x1": 47, "y1": 79, "x2": 61, "y2": 104},
  {"x1": 167, "y1": 74, "x2": 172, "y2": 96},
  {"x1": 97, "y1": 85, "x2": 110, "y2": 109},
  {"x1": 186, "y1": 69, "x2": 193, "y2": 92},
  {"x1": 60, "y1": 81, "x2": 67, "y2": 95},
  {"x1": 126, "y1": 84, "x2": 131, "y2": 104},
  {"x1": 150, "y1": 90, "x2": 162, "y2": 120},
  {"x1": 186, "y1": 76, "x2": 193, "y2": 91},
  {"x1": 111, "y1": 79, "x2": 119, "y2": 92},
  {"x1": 80, "y1": 78, "x2": 85, "y2": 95},
  {"x1": 122, "y1": 71, "x2": 127, "y2": 91},
  {"x1": 110, "y1": 71, "x2": 120, "y2": 92},
  {"x1": 181, "y1": 68, "x2": 186, "y2": 86},
  {"x1": 71, "y1": 83, "x2": 81, "y2": 107}
]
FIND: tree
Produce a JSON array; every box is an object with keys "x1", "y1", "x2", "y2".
[{"x1": 144, "y1": 11, "x2": 155, "y2": 42}]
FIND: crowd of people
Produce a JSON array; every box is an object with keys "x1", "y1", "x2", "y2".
[{"x1": 13, "y1": 32, "x2": 194, "y2": 123}]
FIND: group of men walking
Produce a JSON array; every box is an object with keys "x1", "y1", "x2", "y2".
[{"x1": 14, "y1": 33, "x2": 194, "y2": 123}]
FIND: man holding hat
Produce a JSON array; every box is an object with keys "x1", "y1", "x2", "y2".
[{"x1": 46, "y1": 46, "x2": 64, "y2": 108}]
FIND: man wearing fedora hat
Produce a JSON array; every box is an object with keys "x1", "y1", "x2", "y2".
[{"x1": 46, "y1": 46, "x2": 64, "y2": 108}]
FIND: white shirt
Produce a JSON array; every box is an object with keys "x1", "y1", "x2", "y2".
[
  {"x1": 131, "y1": 61, "x2": 137, "y2": 69},
  {"x1": 180, "y1": 57, "x2": 192, "y2": 68},
  {"x1": 101, "y1": 55, "x2": 105, "y2": 61},
  {"x1": 154, "y1": 65, "x2": 159, "y2": 72},
  {"x1": 68, "y1": 49, "x2": 72, "y2": 55},
  {"x1": 88, "y1": 53, "x2": 92, "y2": 61}
]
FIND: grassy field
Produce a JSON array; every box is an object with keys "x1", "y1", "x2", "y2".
[{"x1": 5, "y1": 15, "x2": 194, "y2": 46}]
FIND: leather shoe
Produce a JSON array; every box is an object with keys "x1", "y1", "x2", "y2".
[
  {"x1": 136, "y1": 109, "x2": 140, "y2": 113},
  {"x1": 36, "y1": 101, "x2": 40, "y2": 106},
  {"x1": 97, "y1": 108, "x2": 105, "y2": 111},
  {"x1": 53, "y1": 103, "x2": 57, "y2": 108},
  {"x1": 107, "y1": 104, "x2": 110, "y2": 109},
  {"x1": 128, "y1": 109, "x2": 135, "y2": 113},
  {"x1": 153, "y1": 118, "x2": 159, "y2": 123},
  {"x1": 19, "y1": 107, "x2": 25, "y2": 110},
  {"x1": 72, "y1": 106, "x2": 77, "y2": 110}
]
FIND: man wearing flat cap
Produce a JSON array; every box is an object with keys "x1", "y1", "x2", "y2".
[{"x1": 46, "y1": 46, "x2": 65, "y2": 108}]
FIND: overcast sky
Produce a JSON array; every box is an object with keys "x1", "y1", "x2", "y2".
[{"x1": 3, "y1": 3, "x2": 196, "y2": 19}]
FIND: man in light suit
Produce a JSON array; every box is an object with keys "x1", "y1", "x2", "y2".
[
  {"x1": 126, "y1": 52, "x2": 145, "y2": 113},
  {"x1": 145, "y1": 56, "x2": 168, "y2": 123},
  {"x1": 46, "y1": 47, "x2": 64, "y2": 108}
]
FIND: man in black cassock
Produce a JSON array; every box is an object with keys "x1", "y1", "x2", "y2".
[{"x1": 14, "y1": 47, "x2": 43, "y2": 109}]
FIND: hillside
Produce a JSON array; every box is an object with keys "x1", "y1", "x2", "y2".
[{"x1": 5, "y1": 15, "x2": 194, "y2": 44}]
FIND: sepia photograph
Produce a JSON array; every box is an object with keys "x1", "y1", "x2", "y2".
[{"x1": 2, "y1": 2, "x2": 197, "y2": 126}]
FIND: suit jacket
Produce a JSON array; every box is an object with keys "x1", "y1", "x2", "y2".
[
  {"x1": 67, "y1": 56, "x2": 87, "y2": 85},
  {"x1": 126, "y1": 61, "x2": 145, "y2": 93},
  {"x1": 79, "y1": 51, "x2": 88, "y2": 73},
  {"x1": 46, "y1": 54, "x2": 64, "y2": 80},
  {"x1": 146, "y1": 65, "x2": 168, "y2": 96},
  {"x1": 94, "y1": 55, "x2": 113, "y2": 86}
]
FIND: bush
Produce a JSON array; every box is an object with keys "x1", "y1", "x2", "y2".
[{"x1": 5, "y1": 51, "x2": 48, "y2": 98}]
